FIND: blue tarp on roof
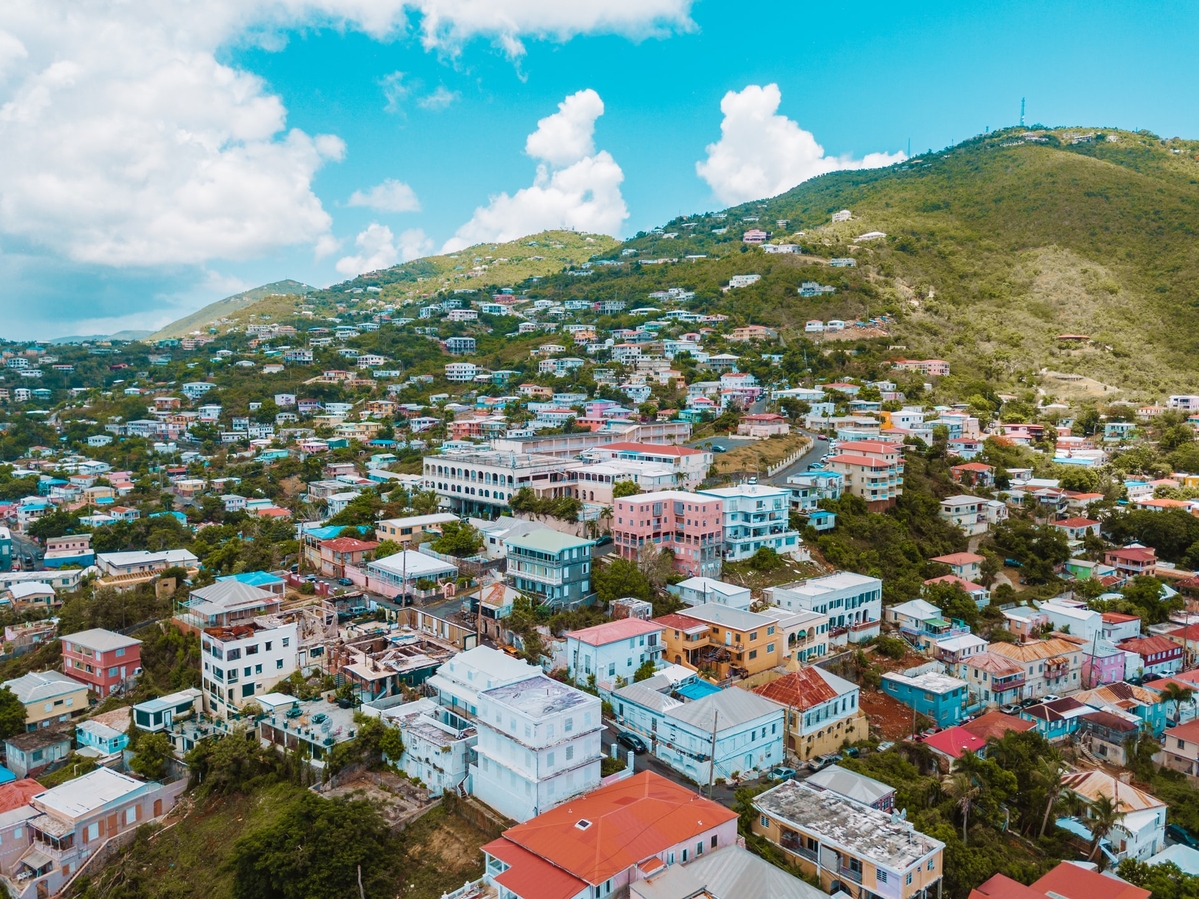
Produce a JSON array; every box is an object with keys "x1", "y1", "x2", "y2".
[{"x1": 0, "y1": 766, "x2": 16, "y2": 785}]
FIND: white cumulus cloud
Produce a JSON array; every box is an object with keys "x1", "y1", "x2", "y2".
[
  {"x1": 0, "y1": 1, "x2": 688, "y2": 273},
  {"x1": 336, "y1": 223, "x2": 431, "y2": 276},
  {"x1": 346, "y1": 179, "x2": 422, "y2": 213},
  {"x1": 696, "y1": 83, "x2": 906, "y2": 206},
  {"x1": 443, "y1": 88, "x2": 627, "y2": 251}
]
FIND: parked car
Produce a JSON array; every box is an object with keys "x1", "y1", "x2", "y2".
[
  {"x1": 617, "y1": 731, "x2": 648, "y2": 754},
  {"x1": 817, "y1": 435, "x2": 828, "y2": 441},
  {"x1": 336, "y1": 577, "x2": 353, "y2": 586},
  {"x1": 770, "y1": 767, "x2": 797, "y2": 781},
  {"x1": 1042, "y1": 694, "x2": 1061, "y2": 703},
  {"x1": 876, "y1": 741, "x2": 895, "y2": 753},
  {"x1": 711, "y1": 445, "x2": 727, "y2": 453},
  {"x1": 594, "y1": 535, "x2": 614, "y2": 547},
  {"x1": 1168, "y1": 824, "x2": 1199, "y2": 850}
]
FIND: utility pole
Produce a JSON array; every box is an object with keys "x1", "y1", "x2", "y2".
[{"x1": 707, "y1": 709, "x2": 719, "y2": 799}]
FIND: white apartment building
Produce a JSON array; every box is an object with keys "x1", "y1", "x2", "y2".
[
  {"x1": 427, "y1": 645, "x2": 541, "y2": 718},
  {"x1": 445, "y1": 362, "x2": 478, "y2": 382},
  {"x1": 201, "y1": 619, "x2": 299, "y2": 719},
  {"x1": 765, "y1": 572, "x2": 883, "y2": 644},
  {"x1": 939, "y1": 495, "x2": 1008, "y2": 537},
  {"x1": 370, "y1": 697, "x2": 477, "y2": 797},
  {"x1": 471, "y1": 674, "x2": 603, "y2": 822},
  {"x1": 423, "y1": 450, "x2": 580, "y2": 516},
  {"x1": 699, "y1": 484, "x2": 804, "y2": 561}
]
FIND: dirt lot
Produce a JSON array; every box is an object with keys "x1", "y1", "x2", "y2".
[
  {"x1": 860, "y1": 688, "x2": 918, "y2": 740},
  {"x1": 710, "y1": 434, "x2": 810, "y2": 477},
  {"x1": 319, "y1": 770, "x2": 434, "y2": 829}
]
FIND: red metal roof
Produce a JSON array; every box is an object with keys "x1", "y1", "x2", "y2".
[
  {"x1": 1031, "y1": 863, "x2": 1149, "y2": 899},
  {"x1": 483, "y1": 838, "x2": 590, "y2": 899},
  {"x1": 960, "y1": 712, "x2": 1034, "y2": 742},
  {"x1": 1055, "y1": 517, "x2": 1100, "y2": 528},
  {"x1": 1117, "y1": 635, "x2": 1181, "y2": 656},
  {"x1": 751, "y1": 669, "x2": 837, "y2": 710},
  {"x1": 320, "y1": 537, "x2": 379, "y2": 552},
  {"x1": 952, "y1": 462, "x2": 994, "y2": 472},
  {"x1": 501, "y1": 771, "x2": 736, "y2": 886},
  {"x1": 922, "y1": 726, "x2": 986, "y2": 758},
  {"x1": 654, "y1": 613, "x2": 707, "y2": 632},
  {"x1": 0, "y1": 779, "x2": 44, "y2": 814},
  {"x1": 566, "y1": 618, "x2": 664, "y2": 646},
  {"x1": 931, "y1": 552, "x2": 985, "y2": 565},
  {"x1": 970, "y1": 872, "x2": 1049, "y2": 899}
]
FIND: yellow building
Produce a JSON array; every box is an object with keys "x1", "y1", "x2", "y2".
[
  {"x1": 754, "y1": 779, "x2": 945, "y2": 899},
  {"x1": 2, "y1": 671, "x2": 90, "y2": 730},
  {"x1": 752, "y1": 668, "x2": 868, "y2": 762},
  {"x1": 654, "y1": 605, "x2": 785, "y2": 680}
]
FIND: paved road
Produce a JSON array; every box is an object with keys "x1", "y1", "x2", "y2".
[
  {"x1": 10, "y1": 533, "x2": 42, "y2": 571},
  {"x1": 766, "y1": 432, "x2": 827, "y2": 486},
  {"x1": 689, "y1": 436, "x2": 757, "y2": 453}
]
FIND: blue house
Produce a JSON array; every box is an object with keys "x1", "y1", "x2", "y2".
[
  {"x1": 881, "y1": 670, "x2": 968, "y2": 727},
  {"x1": 77, "y1": 718, "x2": 130, "y2": 756},
  {"x1": 1019, "y1": 697, "x2": 1092, "y2": 742},
  {"x1": 807, "y1": 510, "x2": 837, "y2": 532}
]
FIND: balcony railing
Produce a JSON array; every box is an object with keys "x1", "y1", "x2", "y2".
[{"x1": 839, "y1": 865, "x2": 864, "y2": 885}]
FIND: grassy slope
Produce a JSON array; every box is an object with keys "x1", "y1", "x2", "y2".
[
  {"x1": 149, "y1": 280, "x2": 314, "y2": 340},
  {"x1": 150, "y1": 230, "x2": 618, "y2": 340},
  {"x1": 72, "y1": 786, "x2": 494, "y2": 899},
  {"x1": 619, "y1": 128, "x2": 1199, "y2": 396}
]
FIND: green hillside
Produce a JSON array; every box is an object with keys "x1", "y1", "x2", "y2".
[
  {"x1": 149, "y1": 280, "x2": 314, "y2": 340},
  {"x1": 611, "y1": 127, "x2": 1199, "y2": 397},
  {"x1": 149, "y1": 230, "x2": 618, "y2": 340}
]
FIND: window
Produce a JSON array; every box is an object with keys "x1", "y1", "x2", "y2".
[
  {"x1": 565, "y1": 718, "x2": 573, "y2": 733},
  {"x1": 668, "y1": 851, "x2": 676, "y2": 865},
  {"x1": 906, "y1": 873, "x2": 913, "y2": 885},
  {"x1": 265, "y1": 642, "x2": 273, "y2": 651},
  {"x1": 928, "y1": 859, "x2": 935, "y2": 871},
  {"x1": 748, "y1": 650, "x2": 757, "y2": 660},
  {"x1": 878, "y1": 871, "x2": 888, "y2": 884},
  {"x1": 108, "y1": 667, "x2": 119, "y2": 677},
  {"x1": 566, "y1": 746, "x2": 574, "y2": 761},
  {"x1": 711, "y1": 835, "x2": 718, "y2": 849},
  {"x1": 242, "y1": 684, "x2": 255, "y2": 697},
  {"x1": 282, "y1": 638, "x2": 290, "y2": 647},
  {"x1": 682, "y1": 848, "x2": 688, "y2": 862},
  {"x1": 255, "y1": 664, "x2": 262, "y2": 675},
  {"x1": 547, "y1": 752, "x2": 555, "y2": 767},
  {"x1": 276, "y1": 660, "x2": 284, "y2": 670},
  {"x1": 696, "y1": 841, "x2": 704, "y2": 856},
  {"x1": 766, "y1": 643, "x2": 775, "y2": 654}
]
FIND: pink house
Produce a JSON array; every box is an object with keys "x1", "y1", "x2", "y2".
[
  {"x1": 61, "y1": 629, "x2": 143, "y2": 697},
  {"x1": 612, "y1": 490, "x2": 724, "y2": 579}
]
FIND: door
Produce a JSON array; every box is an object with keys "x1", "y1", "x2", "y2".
[{"x1": 153, "y1": 799, "x2": 162, "y2": 817}]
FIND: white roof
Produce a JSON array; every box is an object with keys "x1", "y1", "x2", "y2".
[
  {"x1": 890, "y1": 599, "x2": 941, "y2": 620},
  {"x1": 935, "y1": 634, "x2": 987, "y2": 652},
  {"x1": 8, "y1": 582, "x2": 55, "y2": 599},
  {"x1": 369, "y1": 550, "x2": 458, "y2": 580},
  {"x1": 98, "y1": 549, "x2": 198, "y2": 567},
  {"x1": 675, "y1": 577, "x2": 748, "y2": 597},
  {"x1": 378, "y1": 513, "x2": 460, "y2": 529},
  {"x1": 4, "y1": 670, "x2": 84, "y2": 704},
  {"x1": 62, "y1": 628, "x2": 142, "y2": 652},
  {"x1": 35, "y1": 767, "x2": 148, "y2": 818}
]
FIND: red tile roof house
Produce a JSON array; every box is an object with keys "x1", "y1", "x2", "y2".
[
  {"x1": 970, "y1": 864, "x2": 1150, "y2": 899},
  {"x1": 317, "y1": 537, "x2": 379, "y2": 578},
  {"x1": 950, "y1": 462, "x2": 994, "y2": 488},
  {"x1": 1053, "y1": 517, "x2": 1102, "y2": 541},
  {"x1": 930, "y1": 551, "x2": 985, "y2": 582},
  {"x1": 922, "y1": 726, "x2": 987, "y2": 768},
  {"x1": 1104, "y1": 546, "x2": 1157, "y2": 579},
  {"x1": 1118, "y1": 635, "x2": 1184, "y2": 679},
  {"x1": 481, "y1": 771, "x2": 738, "y2": 899},
  {"x1": 61, "y1": 629, "x2": 142, "y2": 698}
]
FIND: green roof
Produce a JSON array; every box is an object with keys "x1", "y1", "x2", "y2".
[{"x1": 505, "y1": 528, "x2": 594, "y2": 553}]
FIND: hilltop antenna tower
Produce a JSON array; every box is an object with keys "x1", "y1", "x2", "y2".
[{"x1": 1020, "y1": 98, "x2": 1026, "y2": 127}]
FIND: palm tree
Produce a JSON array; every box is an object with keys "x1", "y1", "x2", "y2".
[
  {"x1": 942, "y1": 772, "x2": 981, "y2": 846},
  {"x1": 1158, "y1": 682, "x2": 1195, "y2": 726},
  {"x1": 1032, "y1": 757, "x2": 1066, "y2": 838},
  {"x1": 1086, "y1": 794, "x2": 1127, "y2": 871}
]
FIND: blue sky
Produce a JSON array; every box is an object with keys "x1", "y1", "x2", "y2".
[{"x1": 1, "y1": 0, "x2": 1197, "y2": 339}]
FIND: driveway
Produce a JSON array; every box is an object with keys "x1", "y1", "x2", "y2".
[{"x1": 601, "y1": 719, "x2": 777, "y2": 808}]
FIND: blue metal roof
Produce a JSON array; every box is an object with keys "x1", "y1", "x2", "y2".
[{"x1": 218, "y1": 571, "x2": 284, "y2": 587}]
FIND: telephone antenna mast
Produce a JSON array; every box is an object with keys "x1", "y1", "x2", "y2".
[{"x1": 1020, "y1": 98, "x2": 1025, "y2": 127}]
